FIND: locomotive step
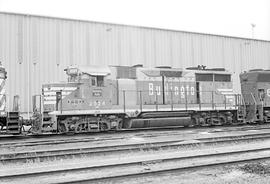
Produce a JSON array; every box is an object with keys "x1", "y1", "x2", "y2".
[
  {"x1": 42, "y1": 127, "x2": 54, "y2": 132},
  {"x1": 8, "y1": 112, "x2": 19, "y2": 114},
  {"x1": 7, "y1": 117, "x2": 20, "y2": 120},
  {"x1": 6, "y1": 126, "x2": 20, "y2": 129},
  {"x1": 6, "y1": 131, "x2": 21, "y2": 134},
  {"x1": 7, "y1": 118, "x2": 20, "y2": 121},
  {"x1": 42, "y1": 121, "x2": 53, "y2": 125},
  {"x1": 6, "y1": 127, "x2": 20, "y2": 130}
]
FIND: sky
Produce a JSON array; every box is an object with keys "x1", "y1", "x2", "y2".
[{"x1": 0, "y1": 0, "x2": 269, "y2": 40}]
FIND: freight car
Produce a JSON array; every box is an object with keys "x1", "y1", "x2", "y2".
[
  {"x1": 30, "y1": 65, "x2": 238, "y2": 134},
  {"x1": 0, "y1": 63, "x2": 21, "y2": 134}
]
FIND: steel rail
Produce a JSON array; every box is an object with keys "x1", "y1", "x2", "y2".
[
  {"x1": 2, "y1": 132, "x2": 270, "y2": 164},
  {"x1": 1, "y1": 124, "x2": 270, "y2": 148},
  {"x1": 1, "y1": 146, "x2": 270, "y2": 183}
]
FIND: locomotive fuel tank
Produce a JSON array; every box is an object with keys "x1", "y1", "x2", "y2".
[
  {"x1": 127, "y1": 117, "x2": 191, "y2": 128},
  {"x1": 125, "y1": 111, "x2": 192, "y2": 128}
]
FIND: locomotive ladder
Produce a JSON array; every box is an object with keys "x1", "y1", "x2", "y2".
[
  {"x1": 6, "y1": 95, "x2": 21, "y2": 134},
  {"x1": 6, "y1": 111, "x2": 21, "y2": 134},
  {"x1": 236, "y1": 94, "x2": 246, "y2": 123}
]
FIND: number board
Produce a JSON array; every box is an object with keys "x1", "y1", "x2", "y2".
[{"x1": 92, "y1": 89, "x2": 102, "y2": 97}]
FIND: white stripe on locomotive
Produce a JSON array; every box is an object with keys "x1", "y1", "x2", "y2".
[
  {"x1": 0, "y1": 79, "x2": 6, "y2": 112},
  {"x1": 43, "y1": 87, "x2": 77, "y2": 91},
  {"x1": 43, "y1": 86, "x2": 77, "y2": 107}
]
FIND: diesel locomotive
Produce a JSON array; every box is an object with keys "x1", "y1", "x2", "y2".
[
  {"x1": 2, "y1": 64, "x2": 270, "y2": 135},
  {"x1": 0, "y1": 64, "x2": 22, "y2": 134},
  {"x1": 31, "y1": 65, "x2": 237, "y2": 134}
]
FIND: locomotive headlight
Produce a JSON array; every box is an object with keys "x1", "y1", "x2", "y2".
[{"x1": 68, "y1": 68, "x2": 78, "y2": 75}]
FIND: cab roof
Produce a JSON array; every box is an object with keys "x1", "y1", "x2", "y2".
[{"x1": 66, "y1": 65, "x2": 111, "y2": 76}]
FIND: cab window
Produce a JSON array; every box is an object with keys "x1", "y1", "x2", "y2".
[
  {"x1": 97, "y1": 76, "x2": 104, "y2": 86},
  {"x1": 91, "y1": 76, "x2": 104, "y2": 86},
  {"x1": 91, "y1": 77, "x2": 96, "y2": 86}
]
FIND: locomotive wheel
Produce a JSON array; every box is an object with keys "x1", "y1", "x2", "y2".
[
  {"x1": 99, "y1": 123, "x2": 108, "y2": 131},
  {"x1": 190, "y1": 117, "x2": 199, "y2": 127},
  {"x1": 219, "y1": 115, "x2": 227, "y2": 125},
  {"x1": 201, "y1": 118, "x2": 211, "y2": 126},
  {"x1": 75, "y1": 125, "x2": 83, "y2": 133},
  {"x1": 117, "y1": 120, "x2": 123, "y2": 130},
  {"x1": 58, "y1": 123, "x2": 67, "y2": 133}
]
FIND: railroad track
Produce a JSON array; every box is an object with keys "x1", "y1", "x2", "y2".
[
  {"x1": 1, "y1": 131, "x2": 270, "y2": 165},
  {"x1": 0, "y1": 135, "x2": 125, "y2": 148},
  {"x1": 1, "y1": 144, "x2": 270, "y2": 184},
  {"x1": 1, "y1": 124, "x2": 270, "y2": 149}
]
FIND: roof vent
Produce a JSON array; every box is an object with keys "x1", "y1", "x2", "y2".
[
  {"x1": 186, "y1": 65, "x2": 206, "y2": 70},
  {"x1": 155, "y1": 66, "x2": 172, "y2": 69},
  {"x1": 132, "y1": 64, "x2": 143, "y2": 68},
  {"x1": 186, "y1": 67, "x2": 199, "y2": 70},
  {"x1": 210, "y1": 68, "x2": 225, "y2": 71}
]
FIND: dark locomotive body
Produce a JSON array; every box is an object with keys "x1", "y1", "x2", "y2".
[{"x1": 239, "y1": 69, "x2": 270, "y2": 123}]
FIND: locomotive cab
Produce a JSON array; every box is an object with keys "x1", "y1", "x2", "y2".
[
  {"x1": 65, "y1": 67, "x2": 105, "y2": 87},
  {"x1": 43, "y1": 65, "x2": 113, "y2": 113},
  {"x1": 240, "y1": 69, "x2": 270, "y2": 123},
  {"x1": 59, "y1": 66, "x2": 113, "y2": 111}
]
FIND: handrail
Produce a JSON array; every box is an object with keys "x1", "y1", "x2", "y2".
[
  {"x1": 139, "y1": 91, "x2": 142, "y2": 112},
  {"x1": 123, "y1": 91, "x2": 126, "y2": 113},
  {"x1": 251, "y1": 93, "x2": 257, "y2": 106},
  {"x1": 241, "y1": 94, "x2": 246, "y2": 109}
]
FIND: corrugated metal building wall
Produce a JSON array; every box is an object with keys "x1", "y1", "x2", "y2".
[{"x1": 0, "y1": 12, "x2": 270, "y2": 113}]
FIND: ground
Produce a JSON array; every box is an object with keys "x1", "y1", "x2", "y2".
[
  {"x1": 2, "y1": 126, "x2": 270, "y2": 183},
  {"x1": 107, "y1": 161, "x2": 270, "y2": 184}
]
